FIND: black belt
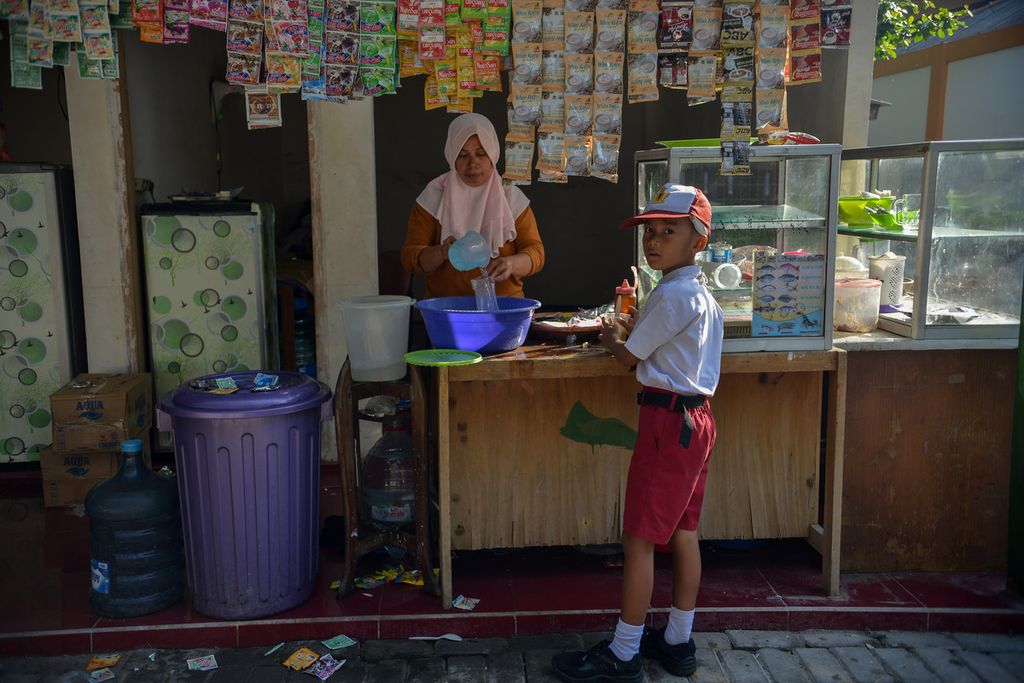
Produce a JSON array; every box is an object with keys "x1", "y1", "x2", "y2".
[{"x1": 637, "y1": 389, "x2": 707, "y2": 448}]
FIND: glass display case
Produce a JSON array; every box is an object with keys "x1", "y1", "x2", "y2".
[
  {"x1": 839, "y1": 140, "x2": 1024, "y2": 339},
  {"x1": 634, "y1": 144, "x2": 841, "y2": 352}
]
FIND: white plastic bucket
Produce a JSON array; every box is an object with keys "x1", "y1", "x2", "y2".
[{"x1": 339, "y1": 296, "x2": 415, "y2": 381}]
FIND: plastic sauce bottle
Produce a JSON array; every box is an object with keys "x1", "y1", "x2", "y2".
[
  {"x1": 614, "y1": 277, "x2": 637, "y2": 339},
  {"x1": 85, "y1": 439, "x2": 185, "y2": 617}
]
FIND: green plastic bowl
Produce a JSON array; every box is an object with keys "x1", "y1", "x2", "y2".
[{"x1": 838, "y1": 196, "x2": 895, "y2": 226}]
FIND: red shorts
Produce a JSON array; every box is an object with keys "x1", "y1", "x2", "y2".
[{"x1": 623, "y1": 390, "x2": 717, "y2": 544}]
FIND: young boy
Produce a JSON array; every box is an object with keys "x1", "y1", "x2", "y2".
[{"x1": 552, "y1": 184, "x2": 724, "y2": 682}]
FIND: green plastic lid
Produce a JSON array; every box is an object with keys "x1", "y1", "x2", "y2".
[{"x1": 404, "y1": 349, "x2": 483, "y2": 367}]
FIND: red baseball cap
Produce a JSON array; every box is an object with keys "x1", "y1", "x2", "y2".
[{"x1": 618, "y1": 183, "x2": 713, "y2": 238}]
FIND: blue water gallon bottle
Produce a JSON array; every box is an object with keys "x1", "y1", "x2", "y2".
[
  {"x1": 85, "y1": 439, "x2": 185, "y2": 617},
  {"x1": 293, "y1": 297, "x2": 317, "y2": 377}
]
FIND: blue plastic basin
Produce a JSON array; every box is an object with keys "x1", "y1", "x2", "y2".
[{"x1": 416, "y1": 296, "x2": 542, "y2": 353}]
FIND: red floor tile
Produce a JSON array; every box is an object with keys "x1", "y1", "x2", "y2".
[
  {"x1": 777, "y1": 572, "x2": 923, "y2": 608},
  {"x1": 892, "y1": 572, "x2": 1013, "y2": 609},
  {"x1": 378, "y1": 582, "x2": 454, "y2": 615},
  {"x1": 508, "y1": 551, "x2": 623, "y2": 612},
  {"x1": 693, "y1": 566, "x2": 784, "y2": 608},
  {"x1": 91, "y1": 624, "x2": 238, "y2": 651},
  {"x1": 334, "y1": 588, "x2": 385, "y2": 618},
  {"x1": 44, "y1": 533, "x2": 92, "y2": 572},
  {"x1": 93, "y1": 598, "x2": 219, "y2": 629},
  {"x1": 57, "y1": 572, "x2": 102, "y2": 630},
  {"x1": 43, "y1": 507, "x2": 91, "y2": 538},
  {"x1": 0, "y1": 632, "x2": 92, "y2": 656}
]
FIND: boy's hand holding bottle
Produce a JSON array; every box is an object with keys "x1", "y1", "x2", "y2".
[{"x1": 600, "y1": 306, "x2": 638, "y2": 349}]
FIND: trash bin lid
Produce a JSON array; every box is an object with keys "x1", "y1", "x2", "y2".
[{"x1": 159, "y1": 371, "x2": 332, "y2": 420}]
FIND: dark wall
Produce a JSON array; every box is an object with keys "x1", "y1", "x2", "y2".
[
  {"x1": 123, "y1": 29, "x2": 311, "y2": 241},
  {"x1": 0, "y1": 46, "x2": 73, "y2": 164},
  {"x1": 374, "y1": 83, "x2": 724, "y2": 308}
]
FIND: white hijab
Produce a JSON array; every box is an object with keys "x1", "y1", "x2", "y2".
[{"x1": 415, "y1": 113, "x2": 530, "y2": 257}]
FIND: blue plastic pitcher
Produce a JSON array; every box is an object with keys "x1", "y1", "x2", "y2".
[{"x1": 448, "y1": 231, "x2": 491, "y2": 271}]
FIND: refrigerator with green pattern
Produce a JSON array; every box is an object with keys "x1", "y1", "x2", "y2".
[
  {"x1": 139, "y1": 201, "x2": 278, "y2": 447},
  {"x1": 0, "y1": 163, "x2": 87, "y2": 464}
]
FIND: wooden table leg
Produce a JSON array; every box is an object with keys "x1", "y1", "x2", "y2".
[
  {"x1": 822, "y1": 349, "x2": 847, "y2": 596},
  {"x1": 438, "y1": 366, "x2": 453, "y2": 609}
]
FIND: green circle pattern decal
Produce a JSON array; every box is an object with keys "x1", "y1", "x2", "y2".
[
  {"x1": 18, "y1": 301, "x2": 42, "y2": 322},
  {"x1": 221, "y1": 260, "x2": 243, "y2": 281},
  {"x1": 8, "y1": 229, "x2": 37, "y2": 255},
  {"x1": 9, "y1": 260, "x2": 28, "y2": 277},
  {"x1": 152, "y1": 296, "x2": 172, "y2": 315},
  {"x1": 8, "y1": 191, "x2": 33, "y2": 212},
  {"x1": 28, "y1": 409, "x2": 50, "y2": 428},
  {"x1": 17, "y1": 338, "x2": 46, "y2": 364}
]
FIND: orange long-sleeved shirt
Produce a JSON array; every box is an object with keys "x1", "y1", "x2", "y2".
[{"x1": 400, "y1": 203, "x2": 545, "y2": 298}]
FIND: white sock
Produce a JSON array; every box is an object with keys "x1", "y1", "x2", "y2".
[
  {"x1": 608, "y1": 618, "x2": 645, "y2": 662},
  {"x1": 664, "y1": 606, "x2": 695, "y2": 645}
]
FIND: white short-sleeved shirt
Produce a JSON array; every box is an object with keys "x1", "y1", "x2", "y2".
[{"x1": 624, "y1": 264, "x2": 724, "y2": 397}]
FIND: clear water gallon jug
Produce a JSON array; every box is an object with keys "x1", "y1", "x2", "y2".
[
  {"x1": 361, "y1": 412, "x2": 416, "y2": 528},
  {"x1": 85, "y1": 439, "x2": 184, "y2": 617}
]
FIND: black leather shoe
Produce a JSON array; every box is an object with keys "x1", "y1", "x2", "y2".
[
  {"x1": 551, "y1": 640, "x2": 644, "y2": 682},
  {"x1": 640, "y1": 627, "x2": 697, "y2": 676}
]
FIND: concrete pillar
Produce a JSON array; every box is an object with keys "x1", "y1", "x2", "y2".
[
  {"x1": 840, "y1": 0, "x2": 879, "y2": 149},
  {"x1": 308, "y1": 99, "x2": 378, "y2": 462},
  {"x1": 63, "y1": 45, "x2": 144, "y2": 373},
  {"x1": 790, "y1": 0, "x2": 879, "y2": 149}
]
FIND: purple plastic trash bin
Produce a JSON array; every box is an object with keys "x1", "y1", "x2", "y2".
[{"x1": 156, "y1": 371, "x2": 333, "y2": 620}]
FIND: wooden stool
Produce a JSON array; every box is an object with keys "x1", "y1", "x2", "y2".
[{"x1": 334, "y1": 359, "x2": 439, "y2": 598}]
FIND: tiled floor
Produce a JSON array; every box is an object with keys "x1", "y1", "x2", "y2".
[{"x1": 2, "y1": 471, "x2": 1022, "y2": 656}]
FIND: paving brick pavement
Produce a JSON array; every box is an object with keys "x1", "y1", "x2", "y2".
[{"x1": 1, "y1": 631, "x2": 1021, "y2": 682}]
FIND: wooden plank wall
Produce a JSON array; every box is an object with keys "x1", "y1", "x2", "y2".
[
  {"x1": 841, "y1": 349, "x2": 1015, "y2": 571},
  {"x1": 448, "y1": 370, "x2": 822, "y2": 549},
  {"x1": 703, "y1": 372, "x2": 822, "y2": 540}
]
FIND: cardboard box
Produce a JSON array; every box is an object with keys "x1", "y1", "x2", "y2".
[
  {"x1": 52, "y1": 422, "x2": 150, "y2": 453},
  {"x1": 50, "y1": 373, "x2": 153, "y2": 452},
  {"x1": 39, "y1": 438, "x2": 152, "y2": 508}
]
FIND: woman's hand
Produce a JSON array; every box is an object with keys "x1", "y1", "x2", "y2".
[
  {"x1": 485, "y1": 253, "x2": 531, "y2": 282},
  {"x1": 485, "y1": 256, "x2": 515, "y2": 282},
  {"x1": 418, "y1": 235, "x2": 457, "y2": 274}
]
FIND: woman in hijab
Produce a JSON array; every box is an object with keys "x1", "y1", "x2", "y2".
[{"x1": 401, "y1": 113, "x2": 545, "y2": 298}]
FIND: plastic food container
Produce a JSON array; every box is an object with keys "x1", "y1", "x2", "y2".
[
  {"x1": 416, "y1": 296, "x2": 541, "y2": 353},
  {"x1": 834, "y1": 279, "x2": 881, "y2": 332},
  {"x1": 339, "y1": 295, "x2": 414, "y2": 381}
]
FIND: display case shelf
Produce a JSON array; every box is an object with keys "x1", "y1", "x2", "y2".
[
  {"x1": 714, "y1": 204, "x2": 827, "y2": 231},
  {"x1": 634, "y1": 144, "x2": 841, "y2": 353},
  {"x1": 839, "y1": 225, "x2": 1024, "y2": 241}
]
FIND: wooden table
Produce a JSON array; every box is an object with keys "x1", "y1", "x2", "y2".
[{"x1": 432, "y1": 345, "x2": 847, "y2": 607}]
